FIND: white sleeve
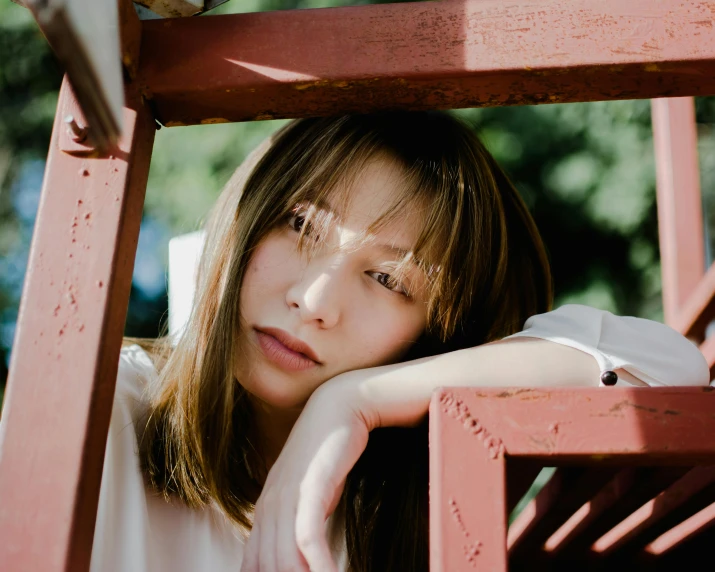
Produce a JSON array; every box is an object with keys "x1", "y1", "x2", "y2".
[
  {"x1": 503, "y1": 304, "x2": 710, "y2": 387},
  {"x1": 90, "y1": 345, "x2": 155, "y2": 572}
]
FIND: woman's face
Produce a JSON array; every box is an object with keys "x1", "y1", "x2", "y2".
[{"x1": 236, "y1": 156, "x2": 430, "y2": 409}]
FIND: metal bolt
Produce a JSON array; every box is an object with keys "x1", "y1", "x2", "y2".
[{"x1": 64, "y1": 115, "x2": 88, "y2": 143}]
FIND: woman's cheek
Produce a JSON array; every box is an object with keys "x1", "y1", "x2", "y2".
[{"x1": 357, "y1": 307, "x2": 424, "y2": 366}]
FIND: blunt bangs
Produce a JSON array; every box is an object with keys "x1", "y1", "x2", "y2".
[{"x1": 249, "y1": 113, "x2": 486, "y2": 341}]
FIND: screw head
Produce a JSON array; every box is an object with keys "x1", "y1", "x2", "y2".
[
  {"x1": 601, "y1": 370, "x2": 618, "y2": 386},
  {"x1": 64, "y1": 115, "x2": 88, "y2": 143}
]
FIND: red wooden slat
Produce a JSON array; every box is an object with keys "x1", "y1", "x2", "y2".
[
  {"x1": 0, "y1": 79, "x2": 155, "y2": 572},
  {"x1": 645, "y1": 500, "x2": 715, "y2": 556},
  {"x1": 673, "y1": 263, "x2": 715, "y2": 340},
  {"x1": 138, "y1": 0, "x2": 715, "y2": 126},
  {"x1": 651, "y1": 97, "x2": 706, "y2": 328},
  {"x1": 508, "y1": 467, "x2": 619, "y2": 559},
  {"x1": 430, "y1": 390, "x2": 508, "y2": 571},
  {"x1": 543, "y1": 467, "x2": 688, "y2": 556},
  {"x1": 592, "y1": 466, "x2": 715, "y2": 557}
]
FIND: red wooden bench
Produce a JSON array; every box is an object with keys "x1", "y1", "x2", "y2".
[{"x1": 1, "y1": 1, "x2": 714, "y2": 570}]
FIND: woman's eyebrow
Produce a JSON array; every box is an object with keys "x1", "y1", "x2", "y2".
[
  {"x1": 311, "y1": 197, "x2": 426, "y2": 268},
  {"x1": 373, "y1": 243, "x2": 426, "y2": 269},
  {"x1": 375, "y1": 243, "x2": 411, "y2": 258},
  {"x1": 312, "y1": 196, "x2": 342, "y2": 219}
]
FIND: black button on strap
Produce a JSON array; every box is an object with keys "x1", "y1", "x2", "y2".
[{"x1": 601, "y1": 370, "x2": 618, "y2": 386}]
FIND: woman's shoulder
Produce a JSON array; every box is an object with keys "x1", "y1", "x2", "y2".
[{"x1": 117, "y1": 343, "x2": 158, "y2": 402}]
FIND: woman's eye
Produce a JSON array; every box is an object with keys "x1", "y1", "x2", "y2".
[
  {"x1": 368, "y1": 271, "x2": 409, "y2": 296},
  {"x1": 287, "y1": 213, "x2": 308, "y2": 234}
]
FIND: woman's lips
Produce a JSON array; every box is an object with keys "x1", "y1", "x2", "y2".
[{"x1": 255, "y1": 328, "x2": 319, "y2": 372}]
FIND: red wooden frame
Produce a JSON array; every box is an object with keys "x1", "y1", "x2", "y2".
[
  {"x1": 2, "y1": 0, "x2": 715, "y2": 570},
  {"x1": 430, "y1": 387, "x2": 715, "y2": 571}
]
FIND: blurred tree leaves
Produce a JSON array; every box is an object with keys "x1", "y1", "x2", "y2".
[
  {"x1": 3, "y1": 0, "x2": 715, "y2": 398},
  {"x1": 0, "y1": 2, "x2": 63, "y2": 393}
]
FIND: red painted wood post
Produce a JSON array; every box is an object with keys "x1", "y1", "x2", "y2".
[
  {"x1": 430, "y1": 389, "x2": 508, "y2": 571},
  {"x1": 0, "y1": 78, "x2": 155, "y2": 572},
  {"x1": 651, "y1": 98, "x2": 705, "y2": 329}
]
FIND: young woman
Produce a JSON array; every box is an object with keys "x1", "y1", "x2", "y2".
[{"x1": 90, "y1": 112, "x2": 708, "y2": 572}]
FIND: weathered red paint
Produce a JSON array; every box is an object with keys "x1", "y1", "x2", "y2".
[
  {"x1": 0, "y1": 78, "x2": 155, "y2": 572},
  {"x1": 137, "y1": 0, "x2": 715, "y2": 126},
  {"x1": 429, "y1": 387, "x2": 715, "y2": 568},
  {"x1": 436, "y1": 387, "x2": 715, "y2": 461},
  {"x1": 651, "y1": 98, "x2": 706, "y2": 329}
]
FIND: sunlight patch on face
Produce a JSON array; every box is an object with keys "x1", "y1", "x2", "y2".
[{"x1": 298, "y1": 158, "x2": 435, "y2": 299}]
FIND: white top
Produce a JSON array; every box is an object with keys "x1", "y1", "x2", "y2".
[{"x1": 89, "y1": 305, "x2": 710, "y2": 572}]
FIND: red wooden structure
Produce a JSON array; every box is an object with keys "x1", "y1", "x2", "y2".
[{"x1": 1, "y1": 1, "x2": 715, "y2": 570}]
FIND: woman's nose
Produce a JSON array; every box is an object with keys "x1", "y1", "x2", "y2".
[{"x1": 285, "y1": 259, "x2": 344, "y2": 329}]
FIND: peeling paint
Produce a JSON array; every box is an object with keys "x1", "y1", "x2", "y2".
[
  {"x1": 448, "y1": 498, "x2": 470, "y2": 537},
  {"x1": 464, "y1": 541, "x2": 483, "y2": 566},
  {"x1": 440, "y1": 391, "x2": 505, "y2": 459}
]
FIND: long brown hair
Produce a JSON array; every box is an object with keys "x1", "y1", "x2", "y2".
[{"x1": 138, "y1": 111, "x2": 552, "y2": 571}]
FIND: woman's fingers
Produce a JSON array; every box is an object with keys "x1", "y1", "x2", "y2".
[
  {"x1": 276, "y1": 497, "x2": 310, "y2": 572},
  {"x1": 295, "y1": 489, "x2": 338, "y2": 572},
  {"x1": 239, "y1": 387, "x2": 370, "y2": 572},
  {"x1": 243, "y1": 496, "x2": 312, "y2": 572}
]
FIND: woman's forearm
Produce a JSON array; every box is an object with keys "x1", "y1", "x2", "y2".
[{"x1": 345, "y1": 338, "x2": 626, "y2": 429}]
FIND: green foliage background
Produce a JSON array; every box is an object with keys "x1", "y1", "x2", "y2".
[{"x1": 1, "y1": 0, "x2": 714, "y2": 403}]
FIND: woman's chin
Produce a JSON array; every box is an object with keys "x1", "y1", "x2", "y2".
[{"x1": 238, "y1": 374, "x2": 317, "y2": 411}]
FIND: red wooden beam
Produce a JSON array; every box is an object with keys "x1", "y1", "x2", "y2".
[
  {"x1": 433, "y1": 387, "x2": 715, "y2": 463},
  {"x1": 137, "y1": 0, "x2": 715, "y2": 126},
  {"x1": 652, "y1": 97, "x2": 706, "y2": 329},
  {"x1": 0, "y1": 79, "x2": 155, "y2": 572},
  {"x1": 430, "y1": 390, "x2": 508, "y2": 571}
]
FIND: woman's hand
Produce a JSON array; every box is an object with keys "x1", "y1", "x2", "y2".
[{"x1": 240, "y1": 374, "x2": 374, "y2": 572}]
